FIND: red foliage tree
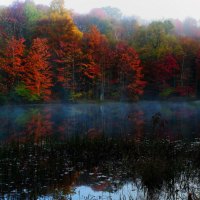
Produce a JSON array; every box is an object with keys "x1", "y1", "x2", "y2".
[
  {"x1": 81, "y1": 26, "x2": 110, "y2": 100},
  {"x1": 175, "y1": 85, "x2": 195, "y2": 96},
  {"x1": 155, "y1": 55, "x2": 179, "y2": 84},
  {"x1": 23, "y1": 38, "x2": 52, "y2": 101},
  {"x1": 112, "y1": 42, "x2": 146, "y2": 99},
  {"x1": 150, "y1": 54, "x2": 180, "y2": 95},
  {"x1": 89, "y1": 8, "x2": 107, "y2": 19},
  {"x1": 0, "y1": 37, "x2": 25, "y2": 92},
  {"x1": 55, "y1": 41, "x2": 82, "y2": 90}
]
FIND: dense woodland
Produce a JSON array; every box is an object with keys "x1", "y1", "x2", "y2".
[{"x1": 0, "y1": 0, "x2": 200, "y2": 103}]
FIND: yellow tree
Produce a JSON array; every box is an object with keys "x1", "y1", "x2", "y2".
[{"x1": 36, "y1": 0, "x2": 82, "y2": 98}]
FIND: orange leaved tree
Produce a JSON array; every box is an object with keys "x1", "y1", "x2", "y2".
[
  {"x1": 23, "y1": 38, "x2": 52, "y2": 101},
  {"x1": 0, "y1": 37, "x2": 25, "y2": 93},
  {"x1": 81, "y1": 26, "x2": 110, "y2": 100}
]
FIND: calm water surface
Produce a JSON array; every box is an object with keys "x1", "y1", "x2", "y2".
[{"x1": 1, "y1": 101, "x2": 200, "y2": 199}]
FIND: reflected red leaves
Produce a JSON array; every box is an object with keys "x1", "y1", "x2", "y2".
[
  {"x1": 128, "y1": 110, "x2": 144, "y2": 142},
  {"x1": 86, "y1": 128, "x2": 103, "y2": 140}
]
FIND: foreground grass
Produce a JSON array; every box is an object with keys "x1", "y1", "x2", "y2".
[{"x1": 1, "y1": 136, "x2": 200, "y2": 199}]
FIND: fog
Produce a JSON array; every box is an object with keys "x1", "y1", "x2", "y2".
[
  {"x1": 2, "y1": 102, "x2": 200, "y2": 199},
  {"x1": 1, "y1": 101, "x2": 200, "y2": 142},
  {"x1": 1, "y1": 0, "x2": 200, "y2": 20}
]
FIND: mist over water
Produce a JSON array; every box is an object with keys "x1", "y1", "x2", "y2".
[
  {"x1": 1, "y1": 102, "x2": 200, "y2": 199},
  {"x1": 1, "y1": 101, "x2": 200, "y2": 142}
]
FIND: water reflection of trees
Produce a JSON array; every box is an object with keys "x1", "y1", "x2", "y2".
[
  {"x1": 1, "y1": 103, "x2": 200, "y2": 143},
  {"x1": 3, "y1": 105, "x2": 146, "y2": 142},
  {"x1": 1, "y1": 103, "x2": 200, "y2": 198},
  {"x1": 1, "y1": 137, "x2": 200, "y2": 199}
]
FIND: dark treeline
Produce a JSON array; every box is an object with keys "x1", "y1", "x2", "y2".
[{"x1": 0, "y1": 0, "x2": 200, "y2": 103}]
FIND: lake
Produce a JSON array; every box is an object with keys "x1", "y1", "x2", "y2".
[{"x1": 1, "y1": 101, "x2": 200, "y2": 199}]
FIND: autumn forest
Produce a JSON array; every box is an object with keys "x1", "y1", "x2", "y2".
[{"x1": 1, "y1": 0, "x2": 200, "y2": 103}]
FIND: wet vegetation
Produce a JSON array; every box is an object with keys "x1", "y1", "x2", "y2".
[{"x1": 1, "y1": 135, "x2": 200, "y2": 199}]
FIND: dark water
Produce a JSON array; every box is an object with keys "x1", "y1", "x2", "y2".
[{"x1": 1, "y1": 101, "x2": 200, "y2": 199}]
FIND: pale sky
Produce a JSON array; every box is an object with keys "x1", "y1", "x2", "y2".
[{"x1": 1, "y1": 0, "x2": 200, "y2": 20}]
